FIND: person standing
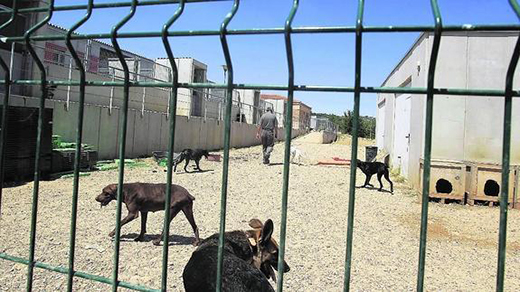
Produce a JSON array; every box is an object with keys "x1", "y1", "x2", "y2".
[{"x1": 256, "y1": 107, "x2": 278, "y2": 165}]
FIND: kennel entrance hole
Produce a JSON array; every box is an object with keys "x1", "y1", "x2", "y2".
[
  {"x1": 435, "y1": 178, "x2": 453, "y2": 194},
  {"x1": 484, "y1": 180, "x2": 500, "y2": 196}
]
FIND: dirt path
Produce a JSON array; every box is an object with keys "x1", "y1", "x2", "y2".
[{"x1": 1, "y1": 136, "x2": 519, "y2": 291}]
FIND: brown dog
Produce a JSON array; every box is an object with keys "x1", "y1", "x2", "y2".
[{"x1": 95, "y1": 182, "x2": 200, "y2": 246}]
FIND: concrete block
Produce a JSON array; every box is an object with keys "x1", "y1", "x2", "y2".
[
  {"x1": 213, "y1": 121, "x2": 224, "y2": 150},
  {"x1": 199, "y1": 119, "x2": 209, "y2": 150},
  {"x1": 81, "y1": 105, "x2": 101, "y2": 150},
  {"x1": 53, "y1": 102, "x2": 76, "y2": 142},
  {"x1": 204, "y1": 121, "x2": 216, "y2": 150},
  {"x1": 160, "y1": 114, "x2": 169, "y2": 151},
  {"x1": 121, "y1": 110, "x2": 136, "y2": 158},
  {"x1": 188, "y1": 116, "x2": 202, "y2": 149},
  {"x1": 174, "y1": 115, "x2": 189, "y2": 151},
  {"x1": 147, "y1": 112, "x2": 163, "y2": 154},
  {"x1": 8, "y1": 96, "x2": 25, "y2": 107},
  {"x1": 98, "y1": 107, "x2": 119, "y2": 160},
  {"x1": 132, "y1": 111, "x2": 150, "y2": 157}
]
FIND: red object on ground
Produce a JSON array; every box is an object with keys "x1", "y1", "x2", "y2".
[
  {"x1": 207, "y1": 154, "x2": 221, "y2": 162},
  {"x1": 317, "y1": 159, "x2": 351, "y2": 166},
  {"x1": 332, "y1": 157, "x2": 349, "y2": 162}
]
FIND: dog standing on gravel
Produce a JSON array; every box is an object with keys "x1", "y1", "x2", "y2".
[
  {"x1": 356, "y1": 159, "x2": 393, "y2": 193},
  {"x1": 290, "y1": 146, "x2": 304, "y2": 165},
  {"x1": 174, "y1": 149, "x2": 210, "y2": 173},
  {"x1": 95, "y1": 182, "x2": 200, "y2": 246}
]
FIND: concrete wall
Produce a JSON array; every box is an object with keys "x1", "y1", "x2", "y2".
[
  {"x1": 378, "y1": 31, "x2": 520, "y2": 189},
  {"x1": 2, "y1": 94, "x2": 302, "y2": 160}
]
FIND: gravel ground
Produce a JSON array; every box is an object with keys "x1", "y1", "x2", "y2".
[{"x1": 1, "y1": 136, "x2": 519, "y2": 291}]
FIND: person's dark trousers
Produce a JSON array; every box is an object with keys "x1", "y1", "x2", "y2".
[{"x1": 261, "y1": 129, "x2": 275, "y2": 164}]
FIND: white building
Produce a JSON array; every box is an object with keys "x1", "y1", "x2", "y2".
[
  {"x1": 260, "y1": 94, "x2": 287, "y2": 126},
  {"x1": 1, "y1": 22, "x2": 265, "y2": 123},
  {"x1": 155, "y1": 57, "x2": 207, "y2": 117},
  {"x1": 377, "y1": 31, "x2": 520, "y2": 199}
]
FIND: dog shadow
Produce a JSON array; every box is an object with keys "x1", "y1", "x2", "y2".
[
  {"x1": 355, "y1": 185, "x2": 393, "y2": 194},
  {"x1": 270, "y1": 162, "x2": 308, "y2": 166},
  {"x1": 167, "y1": 169, "x2": 214, "y2": 174},
  {"x1": 2, "y1": 181, "x2": 28, "y2": 188},
  {"x1": 119, "y1": 233, "x2": 196, "y2": 246}
]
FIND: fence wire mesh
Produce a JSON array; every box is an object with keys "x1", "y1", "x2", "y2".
[{"x1": 0, "y1": 0, "x2": 518, "y2": 291}]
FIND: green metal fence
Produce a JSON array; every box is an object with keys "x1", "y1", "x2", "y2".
[{"x1": 0, "y1": 0, "x2": 519, "y2": 291}]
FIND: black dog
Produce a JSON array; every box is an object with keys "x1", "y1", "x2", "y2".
[
  {"x1": 183, "y1": 219, "x2": 290, "y2": 292},
  {"x1": 356, "y1": 159, "x2": 393, "y2": 193},
  {"x1": 174, "y1": 149, "x2": 210, "y2": 172}
]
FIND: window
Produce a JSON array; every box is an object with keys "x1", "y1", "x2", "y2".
[{"x1": 43, "y1": 42, "x2": 67, "y2": 66}]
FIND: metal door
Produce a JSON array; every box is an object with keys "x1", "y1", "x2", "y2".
[{"x1": 393, "y1": 94, "x2": 411, "y2": 177}]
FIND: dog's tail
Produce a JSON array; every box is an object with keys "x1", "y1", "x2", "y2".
[{"x1": 383, "y1": 155, "x2": 390, "y2": 168}]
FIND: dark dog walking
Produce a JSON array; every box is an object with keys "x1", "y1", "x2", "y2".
[
  {"x1": 174, "y1": 149, "x2": 210, "y2": 172},
  {"x1": 95, "y1": 183, "x2": 200, "y2": 246},
  {"x1": 356, "y1": 159, "x2": 394, "y2": 193},
  {"x1": 183, "y1": 219, "x2": 290, "y2": 292}
]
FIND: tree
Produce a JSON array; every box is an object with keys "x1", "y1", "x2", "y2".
[
  {"x1": 343, "y1": 110, "x2": 352, "y2": 134},
  {"x1": 314, "y1": 111, "x2": 375, "y2": 139}
]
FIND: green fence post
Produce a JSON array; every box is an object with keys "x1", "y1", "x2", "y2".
[
  {"x1": 110, "y1": 1, "x2": 138, "y2": 291},
  {"x1": 64, "y1": 1, "x2": 94, "y2": 291},
  {"x1": 216, "y1": 1, "x2": 240, "y2": 290},
  {"x1": 0, "y1": 252, "x2": 160, "y2": 292},
  {"x1": 160, "y1": 1, "x2": 185, "y2": 291},
  {"x1": 417, "y1": 1, "x2": 443, "y2": 291},
  {"x1": 0, "y1": 0, "x2": 228, "y2": 15},
  {"x1": 0, "y1": 0, "x2": 17, "y2": 218},
  {"x1": 496, "y1": 2, "x2": 520, "y2": 291},
  {"x1": 23, "y1": 1, "x2": 55, "y2": 290},
  {"x1": 276, "y1": 1, "x2": 299, "y2": 291},
  {"x1": 343, "y1": 1, "x2": 364, "y2": 291}
]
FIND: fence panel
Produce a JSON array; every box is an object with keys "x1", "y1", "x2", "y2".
[{"x1": 0, "y1": 1, "x2": 518, "y2": 291}]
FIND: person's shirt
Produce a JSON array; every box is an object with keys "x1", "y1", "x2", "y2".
[{"x1": 259, "y1": 112, "x2": 278, "y2": 131}]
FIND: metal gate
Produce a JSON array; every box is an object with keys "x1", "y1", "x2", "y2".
[{"x1": 0, "y1": 1, "x2": 519, "y2": 292}]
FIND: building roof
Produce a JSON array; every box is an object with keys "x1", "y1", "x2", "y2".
[
  {"x1": 155, "y1": 57, "x2": 196, "y2": 60},
  {"x1": 260, "y1": 94, "x2": 311, "y2": 110},
  {"x1": 294, "y1": 100, "x2": 312, "y2": 111},
  {"x1": 47, "y1": 23, "x2": 155, "y2": 62},
  {"x1": 260, "y1": 94, "x2": 289, "y2": 101},
  {"x1": 381, "y1": 30, "x2": 519, "y2": 87}
]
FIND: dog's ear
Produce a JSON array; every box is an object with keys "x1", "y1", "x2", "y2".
[
  {"x1": 259, "y1": 219, "x2": 274, "y2": 247},
  {"x1": 249, "y1": 218, "x2": 264, "y2": 229},
  {"x1": 103, "y1": 184, "x2": 117, "y2": 194},
  {"x1": 109, "y1": 184, "x2": 117, "y2": 194}
]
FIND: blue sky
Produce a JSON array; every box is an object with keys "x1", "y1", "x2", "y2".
[{"x1": 51, "y1": 0, "x2": 519, "y2": 116}]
